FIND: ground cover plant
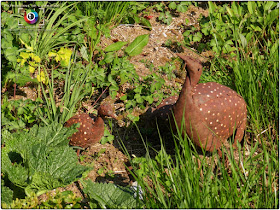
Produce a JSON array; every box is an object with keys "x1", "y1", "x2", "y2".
[{"x1": 1, "y1": 1, "x2": 279, "y2": 209}]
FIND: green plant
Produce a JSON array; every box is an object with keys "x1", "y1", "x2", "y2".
[
  {"x1": 81, "y1": 179, "x2": 144, "y2": 209},
  {"x1": 1, "y1": 2, "x2": 87, "y2": 93},
  {"x1": 36, "y1": 51, "x2": 90, "y2": 125},
  {"x1": 158, "y1": 11, "x2": 173, "y2": 25},
  {"x1": 2, "y1": 190, "x2": 82, "y2": 209},
  {"x1": 184, "y1": 2, "x2": 279, "y2": 56},
  {"x1": 158, "y1": 62, "x2": 176, "y2": 80},
  {"x1": 168, "y1": 2, "x2": 191, "y2": 13},
  {"x1": 75, "y1": 2, "x2": 130, "y2": 64},
  {"x1": 1, "y1": 97, "x2": 43, "y2": 131},
  {"x1": 39, "y1": 190, "x2": 82, "y2": 209},
  {"x1": 1, "y1": 122, "x2": 90, "y2": 200},
  {"x1": 100, "y1": 127, "x2": 115, "y2": 144},
  {"x1": 123, "y1": 73, "x2": 165, "y2": 112}
]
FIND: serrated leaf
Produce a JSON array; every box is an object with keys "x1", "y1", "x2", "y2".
[
  {"x1": 1, "y1": 123, "x2": 90, "y2": 197},
  {"x1": 82, "y1": 180, "x2": 143, "y2": 209},
  {"x1": 105, "y1": 41, "x2": 127, "y2": 52},
  {"x1": 125, "y1": 34, "x2": 149, "y2": 57},
  {"x1": 1, "y1": 184, "x2": 13, "y2": 205},
  {"x1": 168, "y1": 2, "x2": 177, "y2": 10}
]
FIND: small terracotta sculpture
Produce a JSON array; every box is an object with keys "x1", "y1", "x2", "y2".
[
  {"x1": 154, "y1": 54, "x2": 247, "y2": 158},
  {"x1": 64, "y1": 103, "x2": 117, "y2": 154}
]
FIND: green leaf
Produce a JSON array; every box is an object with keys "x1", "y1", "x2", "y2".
[
  {"x1": 1, "y1": 123, "x2": 90, "y2": 197},
  {"x1": 177, "y1": 3, "x2": 188, "y2": 13},
  {"x1": 226, "y1": 6, "x2": 234, "y2": 17},
  {"x1": 140, "y1": 17, "x2": 152, "y2": 30},
  {"x1": 80, "y1": 46, "x2": 89, "y2": 62},
  {"x1": 1, "y1": 183, "x2": 13, "y2": 205},
  {"x1": 239, "y1": 33, "x2": 247, "y2": 48},
  {"x1": 105, "y1": 41, "x2": 128, "y2": 52},
  {"x1": 82, "y1": 180, "x2": 143, "y2": 209},
  {"x1": 193, "y1": 32, "x2": 202, "y2": 42},
  {"x1": 103, "y1": 52, "x2": 115, "y2": 64},
  {"x1": 247, "y1": 1, "x2": 256, "y2": 14},
  {"x1": 264, "y1": 1, "x2": 277, "y2": 11},
  {"x1": 120, "y1": 94, "x2": 127, "y2": 100},
  {"x1": 208, "y1": 2, "x2": 216, "y2": 14},
  {"x1": 125, "y1": 34, "x2": 149, "y2": 57},
  {"x1": 168, "y1": 2, "x2": 177, "y2": 10}
]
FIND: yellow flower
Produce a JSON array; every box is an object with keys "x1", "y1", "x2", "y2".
[
  {"x1": 30, "y1": 53, "x2": 41, "y2": 63},
  {"x1": 29, "y1": 65, "x2": 35, "y2": 74},
  {"x1": 20, "y1": 59, "x2": 26, "y2": 66},
  {"x1": 36, "y1": 71, "x2": 48, "y2": 84},
  {"x1": 48, "y1": 51, "x2": 57, "y2": 57},
  {"x1": 29, "y1": 61, "x2": 38, "y2": 67},
  {"x1": 19, "y1": 52, "x2": 30, "y2": 59}
]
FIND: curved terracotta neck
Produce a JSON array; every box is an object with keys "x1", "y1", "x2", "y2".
[
  {"x1": 177, "y1": 54, "x2": 202, "y2": 88},
  {"x1": 172, "y1": 54, "x2": 202, "y2": 131}
]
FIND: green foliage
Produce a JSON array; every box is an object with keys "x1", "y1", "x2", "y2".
[
  {"x1": 158, "y1": 62, "x2": 176, "y2": 80},
  {"x1": 184, "y1": 2, "x2": 279, "y2": 55},
  {"x1": 37, "y1": 55, "x2": 90, "y2": 125},
  {"x1": 168, "y1": 2, "x2": 191, "y2": 13},
  {"x1": 105, "y1": 41, "x2": 128, "y2": 52},
  {"x1": 123, "y1": 73, "x2": 165, "y2": 111},
  {"x1": 81, "y1": 179, "x2": 143, "y2": 209},
  {"x1": 2, "y1": 190, "x2": 82, "y2": 209},
  {"x1": 158, "y1": 11, "x2": 173, "y2": 25},
  {"x1": 39, "y1": 190, "x2": 82, "y2": 209},
  {"x1": 1, "y1": 180, "x2": 13, "y2": 206},
  {"x1": 1, "y1": 122, "x2": 90, "y2": 199},
  {"x1": 100, "y1": 127, "x2": 115, "y2": 145},
  {"x1": 1, "y1": 97, "x2": 42, "y2": 131}
]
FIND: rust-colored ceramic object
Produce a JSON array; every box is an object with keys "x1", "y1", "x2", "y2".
[
  {"x1": 64, "y1": 103, "x2": 117, "y2": 151},
  {"x1": 154, "y1": 54, "x2": 247, "y2": 157}
]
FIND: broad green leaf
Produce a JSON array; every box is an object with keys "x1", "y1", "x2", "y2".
[
  {"x1": 1, "y1": 123, "x2": 90, "y2": 197},
  {"x1": 193, "y1": 32, "x2": 202, "y2": 42},
  {"x1": 105, "y1": 41, "x2": 127, "y2": 52},
  {"x1": 125, "y1": 34, "x2": 149, "y2": 57},
  {"x1": 82, "y1": 180, "x2": 143, "y2": 209}
]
